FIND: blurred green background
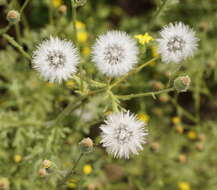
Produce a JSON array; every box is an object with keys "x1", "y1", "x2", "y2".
[{"x1": 0, "y1": 0, "x2": 217, "y2": 190}]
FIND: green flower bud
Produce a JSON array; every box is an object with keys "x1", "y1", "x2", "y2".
[
  {"x1": 6, "y1": 10, "x2": 20, "y2": 24},
  {"x1": 79, "y1": 137, "x2": 93, "y2": 153},
  {"x1": 174, "y1": 75, "x2": 191, "y2": 92}
]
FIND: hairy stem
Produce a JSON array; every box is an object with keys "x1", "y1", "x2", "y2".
[
  {"x1": 2, "y1": 34, "x2": 31, "y2": 60},
  {"x1": 117, "y1": 88, "x2": 174, "y2": 100},
  {"x1": 110, "y1": 56, "x2": 159, "y2": 89},
  {"x1": 56, "y1": 153, "x2": 84, "y2": 190},
  {"x1": 20, "y1": 0, "x2": 31, "y2": 15}
]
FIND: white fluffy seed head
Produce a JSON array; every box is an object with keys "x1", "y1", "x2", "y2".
[
  {"x1": 92, "y1": 31, "x2": 139, "y2": 77},
  {"x1": 100, "y1": 111, "x2": 148, "y2": 159},
  {"x1": 157, "y1": 22, "x2": 199, "y2": 63},
  {"x1": 32, "y1": 37, "x2": 79, "y2": 83}
]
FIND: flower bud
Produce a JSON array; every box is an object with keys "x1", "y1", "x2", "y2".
[
  {"x1": 6, "y1": 10, "x2": 20, "y2": 24},
  {"x1": 175, "y1": 126, "x2": 184, "y2": 134},
  {"x1": 198, "y1": 133, "x2": 206, "y2": 142},
  {"x1": 59, "y1": 5, "x2": 67, "y2": 14},
  {"x1": 42, "y1": 160, "x2": 52, "y2": 169},
  {"x1": 87, "y1": 184, "x2": 95, "y2": 190},
  {"x1": 174, "y1": 75, "x2": 191, "y2": 92},
  {"x1": 39, "y1": 168, "x2": 47, "y2": 177},
  {"x1": 80, "y1": 137, "x2": 93, "y2": 153},
  {"x1": 178, "y1": 154, "x2": 187, "y2": 164},
  {"x1": 196, "y1": 143, "x2": 204, "y2": 151},
  {"x1": 0, "y1": 178, "x2": 10, "y2": 190},
  {"x1": 150, "y1": 142, "x2": 160, "y2": 152}
]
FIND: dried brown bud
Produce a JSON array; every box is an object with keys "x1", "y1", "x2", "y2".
[
  {"x1": 175, "y1": 126, "x2": 184, "y2": 134},
  {"x1": 0, "y1": 178, "x2": 9, "y2": 190},
  {"x1": 179, "y1": 154, "x2": 187, "y2": 164},
  {"x1": 198, "y1": 133, "x2": 206, "y2": 142},
  {"x1": 87, "y1": 184, "x2": 95, "y2": 190},
  {"x1": 196, "y1": 143, "x2": 204, "y2": 151},
  {"x1": 151, "y1": 142, "x2": 160, "y2": 152},
  {"x1": 39, "y1": 168, "x2": 47, "y2": 177}
]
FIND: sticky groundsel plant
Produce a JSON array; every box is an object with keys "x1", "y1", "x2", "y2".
[{"x1": 0, "y1": 0, "x2": 202, "y2": 189}]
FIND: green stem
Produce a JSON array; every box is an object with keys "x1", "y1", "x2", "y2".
[
  {"x1": 56, "y1": 153, "x2": 84, "y2": 190},
  {"x1": 153, "y1": 0, "x2": 168, "y2": 21},
  {"x1": 170, "y1": 97, "x2": 198, "y2": 123},
  {"x1": 72, "y1": 1, "x2": 78, "y2": 45},
  {"x1": 2, "y1": 34, "x2": 31, "y2": 60},
  {"x1": 15, "y1": 23, "x2": 21, "y2": 42},
  {"x1": 110, "y1": 57, "x2": 159, "y2": 89},
  {"x1": 49, "y1": 3, "x2": 54, "y2": 25},
  {"x1": 20, "y1": 0, "x2": 31, "y2": 15},
  {"x1": 117, "y1": 87, "x2": 174, "y2": 100},
  {"x1": 54, "y1": 96, "x2": 88, "y2": 125}
]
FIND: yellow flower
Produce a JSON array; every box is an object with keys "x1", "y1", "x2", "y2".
[
  {"x1": 51, "y1": 0, "x2": 62, "y2": 8},
  {"x1": 67, "y1": 178, "x2": 77, "y2": 189},
  {"x1": 188, "y1": 131, "x2": 197, "y2": 140},
  {"x1": 172, "y1": 116, "x2": 181, "y2": 125},
  {"x1": 82, "y1": 47, "x2": 90, "y2": 56},
  {"x1": 83, "y1": 164, "x2": 92, "y2": 175},
  {"x1": 14, "y1": 154, "x2": 22, "y2": 163},
  {"x1": 75, "y1": 21, "x2": 85, "y2": 30},
  {"x1": 77, "y1": 31, "x2": 88, "y2": 43},
  {"x1": 178, "y1": 182, "x2": 191, "y2": 190},
  {"x1": 66, "y1": 80, "x2": 76, "y2": 88},
  {"x1": 137, "y1": 113, "x2": 150, "y2": 123},
  {"x1": 134, "y1": 33, "x2": 154, "y2": 45},
  {"x1": 151, "y1": 46, "x2": 159, "y2": 57}
]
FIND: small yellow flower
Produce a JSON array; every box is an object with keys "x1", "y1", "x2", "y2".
[
  {"x1": 178, "y1": 181, "x2": 191, "y2": 190},
  {"x1": 66, "y1": 80, "x2": 76, "y2": 88},
  {"x1": 67, "y1": 178, "x2": 77, "y2": 189},
  {"x1": 134, "y1": 33, "x2": 154, "y2": 45},
  {"x1": 151, "y1": 46, "x2": 159, "y2": 57},
  {"x1": 188, "y1": 130, "x2": 197, "y2": 140},
  {"x1": 137, "y1": 113, "x2": 150, "y2": 123},
  {"x1": 172, "y1": 116, "x2": 181, "y2": 125},
  {"x1": 82, "y1": 47, "x2": 90, "y2": 56},
  {"x1": 75, "y1": 21, "x2": 85, "y2": 30},
  {"x1": 77, "y1": 31, "x2": 88, "y2": 43},
  {"x1": 51, "y1": 0, "x2": 62, "y2": 8},
  {"x1": 14, "y1": 154, "x2": 22, "y2": 163},
  {"x1": 83, "y1": 164, "x2": 92, "y2": 175}
]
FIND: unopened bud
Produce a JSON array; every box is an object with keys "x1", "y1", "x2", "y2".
[
  {"x1": 6, "y1": 10, "x2": 20, "y2": 24},
  {"x1": 59, "y1": 5, "x2": 67, "y2": 14},
  {"x1": 150, "y1": 142, "x2": 160, "y2": 152},
  {"x1": 175, "y1": 126, "x2": 184, "y2": 134},
  {"x1": 39, "y1": 168, "x2": 47, "y2": 177},
  {"x1": 174, "y1": 75, "x2": 191, "y2": 92},
  {"x1": 87, "y1": 184, "x2": 95, "y2": 190},
  {"x1": 42, "y1": 160, "x2": 52, "y2": 169},
  {"x1": 198, "y1": 133, "x2": 206, "y2": 142},
  {"x1": 0, "y1": 178, "x2": 10, "y2": 190},
  {"x1": 196, "y1": 143, "x2": 204, "y2": 151},
  {"x1": 80, "y1": 137, "x2": 93, "y2": 152},
  {"x1": 179, "y1": 154, "x2": 187, "y2": 164}
]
